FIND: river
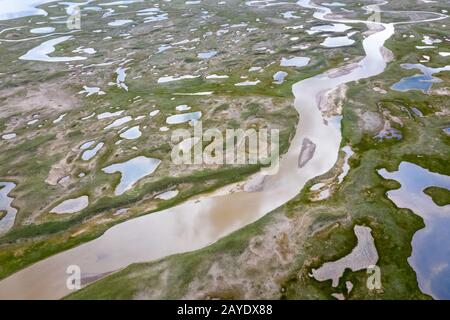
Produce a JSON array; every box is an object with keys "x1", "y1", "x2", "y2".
[{"x1": 0, "y1": 0, "x2": 446, "y2": 299}]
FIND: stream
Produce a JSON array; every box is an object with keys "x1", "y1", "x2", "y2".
[{"x1": 0, "y1": 0, "x2": 446, "y2": 299}]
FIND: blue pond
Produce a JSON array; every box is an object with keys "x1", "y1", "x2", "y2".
[
  {"x1": 392, "y1": 64, "x2": 450, "y2": 93},
  {"x1": 378, "y1": 162, "x2": 450, "y2": 299},
  {"x1": 374, "y1": 128, "x2": 402, "y2": 141}
]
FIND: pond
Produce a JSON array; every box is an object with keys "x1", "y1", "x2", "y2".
[
  {"x1": 308, "y1": 23, "x2": 351, "y2": 34},
  {"x1": 30, "y1": 27, "x2": 55, "y2": 34},
  {"x1": 102, "y1": 156, "x2": 161, "y2": 196},
  {"x1": 19, "y1": 36, "x2": 87, "y2": 62},
  {"x1": 378, "y1": 162, "x2": 450, "y2": 299},
  {"x1": 81, "y1": 142, "x2": 104, "y2": 161},
  {"x1": 0, "y1": 182, "x2": 17, "y2": 235},
  {"x1": 166, "y1": 111, "x2": 202, "y2": 125},
  {"x1": 321, "y1": 36, "x2": 355, "y2": 48},
  {"x1": 311, "y1": 225, "x2": 378, "y2": 287},
  {"x1": 155, "y1": 190, "x2": 179, "y2": 200},
  {"x1": 1, "y1": 133, "x2": 16, "y2": 140},
  {"x1": 197, "y1": 50, "x2": 217, "y2": 59},
  {"x1": 0, "y1": 0, "x2": 55, "y2": 20},
  {"x1": 104, "y1": 116, "x2": 132, "y2": 130},
  {"x1": 280, "y1": 56, "x2": 310, "y2": 67},
  {"x1": 50, "y1": 196, "x2": 89, "y2": 214},
  {"x1": 108, "y1": 19, "x2": 134, "y2": 27},
  {"x1": 391, "y1": 63, "x2": 450, "y2": 93},
  {"x1": 119, "y1": 126, "x2": 142, "y2": 140},
  {"x1": 273, "y1": 71, "x2": 288, "y2": 84}
]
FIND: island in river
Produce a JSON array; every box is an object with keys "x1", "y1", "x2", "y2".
[{"x1": 0, "y1": 0, "x2": 449, "y2": 300}]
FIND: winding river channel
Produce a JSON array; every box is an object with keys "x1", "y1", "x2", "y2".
[{"x1": 0, "y1": 0, "x2": 447, "y2": 299}]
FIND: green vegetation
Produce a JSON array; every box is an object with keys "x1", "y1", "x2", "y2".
[
  {"x1": 69, "y1": 11, "x2": 449, "y2": 300},
  {"x1": 1, "y1": 0, "x2": 353, "y2": 282},
  {"x1": 424, "y1": 186, "x2": 450, "y2": 206},
  {"x1": 0, "y1": 0, "x2": 448, "y2": 301}
]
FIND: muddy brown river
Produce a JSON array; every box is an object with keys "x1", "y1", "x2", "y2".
[{"x1": 0, "y1": 0, "x2": 446, "y2": 299}]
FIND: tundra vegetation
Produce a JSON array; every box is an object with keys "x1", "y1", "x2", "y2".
[
  {"x1": 0, "y1": 0, "x2": 448, "y2": 300},
  {"x1": 0, "y1": 0, "x2": 359, "y2": 280},
  {"x1": 69, "y1": 0, "x2": 449, "y2": 300}
]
